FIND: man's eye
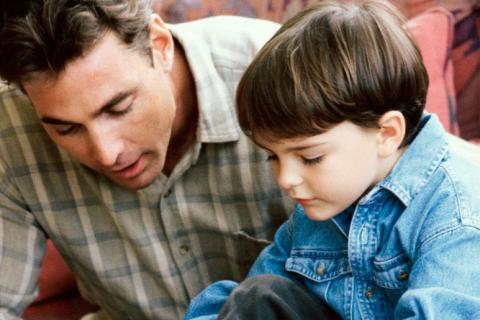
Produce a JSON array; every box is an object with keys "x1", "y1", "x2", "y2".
[
  {"x1": 266, "y1": 154, "x2": 278, "y2": 162},
  {"x1": 53, "y1": 125, "x2": 77, "y2": 136},
  {"x1": 303, "y1": 156, "x2": 323, "y2": 166},
  {"x1": 109, "y1": 100, "x2": 133, "y2": 116}
]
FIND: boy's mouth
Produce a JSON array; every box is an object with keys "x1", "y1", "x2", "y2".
[{"x1": 294, "y1": 198, "x2": 315, "y2": 206}]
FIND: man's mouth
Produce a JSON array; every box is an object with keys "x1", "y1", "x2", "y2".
[{"x1": 112, "y1": 156, "x2": 145, "y2": 180}]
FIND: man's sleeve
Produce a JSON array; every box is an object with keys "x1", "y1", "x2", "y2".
[
  {"x1": 184, "y1": 219, "x2": 296, "y2": 320},
  {"x1": 0, "y1": 159, "x2": 47, "y2": 319}
]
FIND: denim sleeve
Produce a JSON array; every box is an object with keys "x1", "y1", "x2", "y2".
[
  {"x1": 184, "y1": 280, "x2": 239, "y2": 320},
  {"x1": 395, "y1": 225, "x2": 480, "y2": 319}
]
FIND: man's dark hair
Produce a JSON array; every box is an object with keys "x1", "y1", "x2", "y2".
[{"x1": 0, "y1": 0, "x2": 153, "y2": 85}]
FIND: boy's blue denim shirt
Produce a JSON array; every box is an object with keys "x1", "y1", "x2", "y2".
[{"x1": 185, "y1": 114, "x2": 480, "y2": 320}]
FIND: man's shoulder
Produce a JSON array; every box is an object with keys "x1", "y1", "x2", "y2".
[
  {"x1": 170, "y1": 15, "x2": 279, "y2": 37},
  {"x1": 0, "y1": 84, "x2": 41, "y2": 129},
  {"x1": 0, "y1": 84, "x2": 60, "y2": 165},
  {"x1": 169, "y1": 16, "x2": 279, "y2": 61}
]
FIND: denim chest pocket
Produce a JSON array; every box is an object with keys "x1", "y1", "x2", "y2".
[
  {"x1": 372, "y1": 253, "x2": 411, "y2": 289},
  {"x1": 285, "y1": 249, "x2": 351, "y2": 282}
]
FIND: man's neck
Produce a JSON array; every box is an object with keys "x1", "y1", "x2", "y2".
[{"x1": 162, "y1": 41, "x2": 198, "y2": 176}]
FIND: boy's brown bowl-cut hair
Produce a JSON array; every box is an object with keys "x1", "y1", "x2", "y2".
[{"x1": 236, "y1": 0, "x2": 428, "y2": 148}]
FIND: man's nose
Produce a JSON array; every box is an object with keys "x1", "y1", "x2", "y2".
[{"x1": 89, "y1": 127, "x2": 122, "y2": 168}]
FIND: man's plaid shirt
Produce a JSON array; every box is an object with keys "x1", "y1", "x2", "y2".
[{"x1": 0, "y1": 16, "x2": 293, "y2": 319}]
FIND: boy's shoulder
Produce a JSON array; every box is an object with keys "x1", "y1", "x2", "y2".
[
  {"x1": 439, "y1": 136, "x2": 480, "y2": 222},
  {"x1": 406, "y1": 134, "x2": 480, "y2": 237},
  {"x1": 381, "y1": 115, "x2": 480, "y2": 237}
]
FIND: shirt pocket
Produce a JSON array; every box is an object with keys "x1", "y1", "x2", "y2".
[
  {"x1": 285, "y1": 249, "x2": 351, "y2": 283},
  {"x1": 372, "y1": 253, "x2": 411, "y2": 290},
  {"x1": 232, "y1": 230, "x2": 273, "y2": 275}
]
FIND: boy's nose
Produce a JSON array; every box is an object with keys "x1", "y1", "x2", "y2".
[{"x1": 276, "y1": 162, "x2": 303, "y2": 190}]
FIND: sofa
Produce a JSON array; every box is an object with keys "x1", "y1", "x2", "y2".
[{"x1": 22, "y1": 0, "x2": 480, "y2": 319}]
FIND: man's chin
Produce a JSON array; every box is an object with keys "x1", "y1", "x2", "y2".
[{"x1": 107, "y1": 172, "x2": 158, "y2": 191}]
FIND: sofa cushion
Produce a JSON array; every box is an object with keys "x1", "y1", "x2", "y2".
[
  {"x1": 36, "y1": 241, "x2": 77, "y2": 303},
  {"x1": 407, "y1": 6, "x2": 458, "y2": 134}
]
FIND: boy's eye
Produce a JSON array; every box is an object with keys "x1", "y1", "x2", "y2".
[{"x1": 302, "y1": 156, "x2": 323, "y2": 166}]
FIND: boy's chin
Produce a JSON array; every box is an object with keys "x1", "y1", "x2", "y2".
[{"x1": 302, "y1": 205, "x2": 339, "y2": 221}]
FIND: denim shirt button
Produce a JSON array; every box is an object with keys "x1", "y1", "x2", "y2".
[
  {"x1": 399, "y1": 271, "x2": 409, "y2": 281},
  {"x1": 316, "y1": 263, "x2": 326, "y2": 276},
  {"x1": 365, "y1": 288, "x2": 374, "y2": 299}
]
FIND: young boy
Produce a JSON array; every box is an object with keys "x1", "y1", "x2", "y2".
[{"x1": 185, "y1": 0, "x2": 480, "y2": 319}]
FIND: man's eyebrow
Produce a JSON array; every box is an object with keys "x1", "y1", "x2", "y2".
[
  {"x1": 94, "y1": 89, "x2": 136, "y2": 117},
  {"x1": 40, "y1": 89, "x2": 136, "y2": 125},
  {"x1": 40, "y1": 116, "x2": 76, "y2": 125}
]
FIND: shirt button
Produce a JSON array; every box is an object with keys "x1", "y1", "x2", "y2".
[
  {"x1": 399, "y1": 271, "x2": 409, "y2": 281},
  {"x1": 365, "y1": 288, "x2": 374, "y2": 299},
  {"x1": 179, "y1": 245, "x2": 189, "y2": 256},
  {"x1": 316, "y1": 263, "x2": 326, "y2": 276}
]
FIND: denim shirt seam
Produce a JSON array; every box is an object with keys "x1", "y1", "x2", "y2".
[
  {"x1": 441, "y1": 161, "x2": 480, "y2": 226},
  {"x1": 413, "y1": 160, "x2": 475, "y2": 250},
  {"x1": 379, "y1": 132, "x2": 449, "y2": 208},
  {"x1": 440, "y1": 160, "x2": 480, "y2": 224},
  {"x1": 417, "y1": 221, "x2": 463, "y2": 252}
]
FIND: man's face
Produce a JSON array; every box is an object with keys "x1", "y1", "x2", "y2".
[
  {"x1": 24, "y1": 31, "x2": 176, "y2": 190},
  {"x1": 256, "y1": 122, "x2": 384, "y2": 221}
]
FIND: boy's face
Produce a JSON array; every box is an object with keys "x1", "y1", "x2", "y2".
[
  {"x1": 24, "y1": 29, "x2": 176, "y2": 190},
  {"x1": 256, "y1": 121, "x2": 384, "y2": 221}
]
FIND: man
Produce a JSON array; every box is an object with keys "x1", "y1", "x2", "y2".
[{"x1": 0, "y1": 0, "x2": 292, "y2": 318}]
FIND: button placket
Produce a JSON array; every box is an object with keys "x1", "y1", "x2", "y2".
[
  {"x1": 399, "y1": 271, "x2": 409, "y2": 281},
  {"x1": 179, "y1": 244, "x2": 190, "y2": 256},
  {"x1": 365, "y1": 288, "x2": 374, "y2": 299}
]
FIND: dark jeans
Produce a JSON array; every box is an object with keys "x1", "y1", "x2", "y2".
[{"x1": 218, "y1": 275, "x2": 341, "y2": 320}]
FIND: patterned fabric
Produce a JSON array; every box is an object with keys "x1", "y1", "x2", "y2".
[
  {"x1": 0, "y1": 16, "x2": 292, "y2": 319},
  {"x1": 154, "y1": 0, "x2": 479, "y2": 140}
]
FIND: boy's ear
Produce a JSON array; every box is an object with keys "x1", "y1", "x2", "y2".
[
  {"x1": 376, "y1": 111, "x2": 406, "y2": 158},
  {"x1": 148, "y1": 14, "x2": 174, "y2": 71}
]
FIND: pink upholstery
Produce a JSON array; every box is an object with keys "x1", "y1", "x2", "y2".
[
  {"x1": 35, "y1": 241, "x2": 77, "y2": 303},
  {"x1": 23, "y1": 241, "x2": 98, "y2": 319},
  {"x1": 407, "y1": 7, "x2": 459, "y2": 134}
]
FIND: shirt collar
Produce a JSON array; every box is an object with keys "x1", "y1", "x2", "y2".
[
  {"x1": 373, "y1": 113, "x2": 449, "y2": 207},
  {"x1": 168, "y1": 22, "x2": 241, "y2": 144}
]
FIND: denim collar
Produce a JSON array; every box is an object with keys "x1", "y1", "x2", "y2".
[{"x1": 370, "y1": 113, "x2": 448, "y2": 207}]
